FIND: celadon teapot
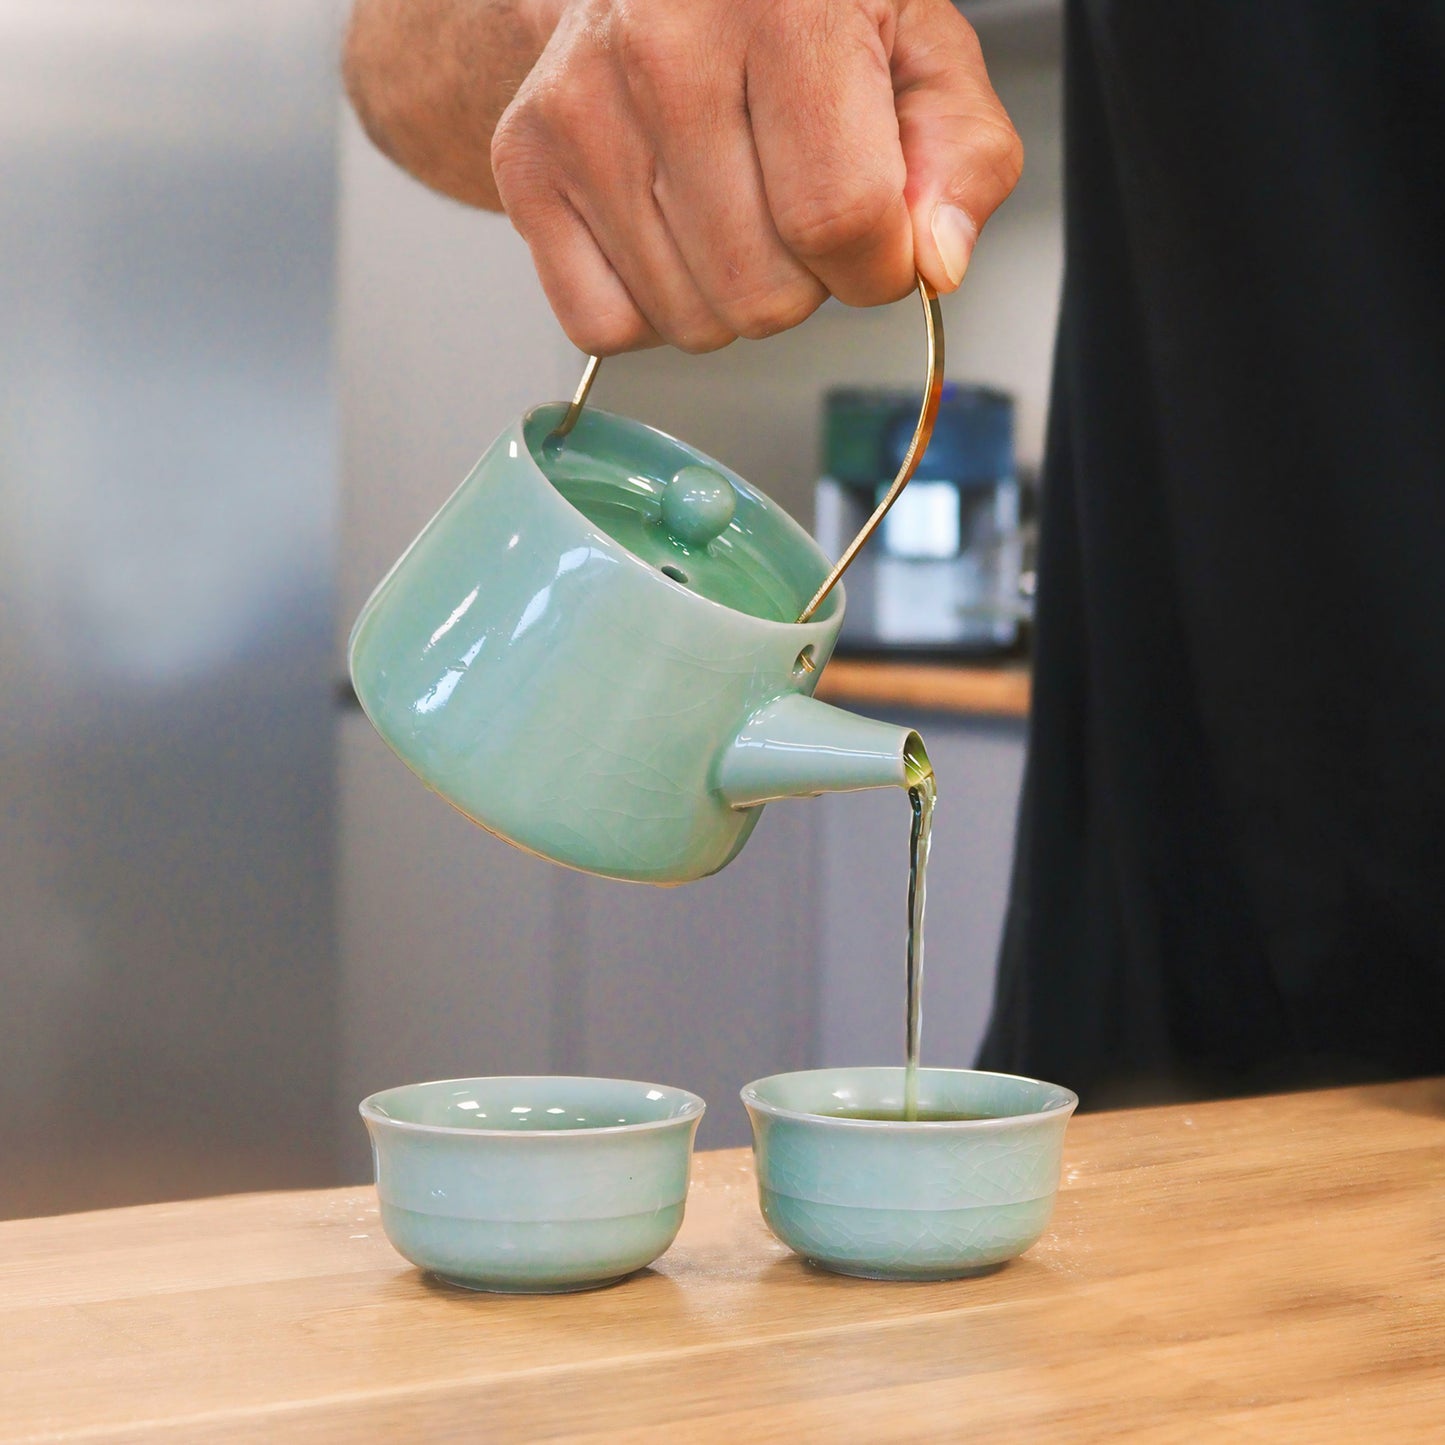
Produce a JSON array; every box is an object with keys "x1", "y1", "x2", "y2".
[{"x1": 350, "y1": 283, "x2": 943, "y2": 884}]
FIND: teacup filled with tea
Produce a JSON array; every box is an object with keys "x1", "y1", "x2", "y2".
[{"x1": 741, "y1": 1066, "x2": 1077, "y2": 1281}]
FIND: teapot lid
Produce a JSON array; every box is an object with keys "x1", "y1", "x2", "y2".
[{"x1": 525, "y1": 404, "x2": 834, "y2": 625}]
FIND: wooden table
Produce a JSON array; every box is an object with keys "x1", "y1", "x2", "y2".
[{"x1": 3, "y1": 1080, "x2": 1442, "y2": 1442}]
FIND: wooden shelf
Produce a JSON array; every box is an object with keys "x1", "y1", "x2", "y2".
[{"x1": 815, "y1": 658, "x2": 1031, "y2": 719}]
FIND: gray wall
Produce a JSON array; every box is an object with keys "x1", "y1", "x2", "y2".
[{"x1": 0, "y1": 1, "x2": 343, "y2": 1218}]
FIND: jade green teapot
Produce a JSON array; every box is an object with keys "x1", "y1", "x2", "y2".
[{"x1": 350, "y1": 286, "x2": 942, "y2": 884}]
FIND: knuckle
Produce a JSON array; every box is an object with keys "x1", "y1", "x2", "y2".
[
  {"x1": 540, "y1": 74, "x2": 605, "y2": 141},
  {"x1": 663, "y1": 317, "x2": 736, "y2": 355},
  {"x1": 496, "y1": 65, "x2": 603, "y2": 166},
  {"x1": 612, "y1": 6, "x2": 692, "y2": 97},
  {"x1": 726, "y1": 282, "x2": 824, "y2": 340},
  {"x1": 950, "y1": 12, "x2": 986, "y2": 61},
  {"x1": 489, "y1": 108, "x2": 545, "y2": 205},
  {"x1": 773, "y1": 176, "x2": 903, "y2": 259},
  {"x1": 962, "y1": 115, "x2": 1024, "y2": 201},
  {"x1": 567, "y1": 306, "x2": 654, "y2": 357},
  {"x1": 862, "y1": 268, "x2": 918, "y2": 306},
  {"x1": 621, "y1": 40, "x2": 715, "y2": 133}
]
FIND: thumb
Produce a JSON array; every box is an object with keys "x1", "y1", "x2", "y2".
[{"x1": 892, "y1": 3, "x2": 1023, "y2": 293}]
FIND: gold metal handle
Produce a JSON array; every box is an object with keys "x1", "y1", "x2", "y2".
[
  {"x1": 544, "y1": 275, "x2": 945, "y2": 622},
  {"x1": 799, "y1": 277, "x2": 944, "y2": 621},
  {"x1": 543, "y1": 352, "x2": 602, "y2": 451}
]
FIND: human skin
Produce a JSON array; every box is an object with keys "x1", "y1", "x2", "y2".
[{"x1": 344, "y1": 0, "x2": 1022, "y2": 355}]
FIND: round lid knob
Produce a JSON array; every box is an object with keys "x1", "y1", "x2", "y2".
[{"x1": 660, "y1": 465, "x2": 737, "y2": 549}]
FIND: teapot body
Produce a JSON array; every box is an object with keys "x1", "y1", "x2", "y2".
[{"x1": 349, "y1": 405, "x2": 846, "y2": 883}]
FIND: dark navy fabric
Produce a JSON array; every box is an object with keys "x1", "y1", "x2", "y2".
[{"x1": 978, "y1": 2, "x2": 1445, "y2": 1105}]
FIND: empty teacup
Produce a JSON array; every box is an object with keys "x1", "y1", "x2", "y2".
[
  {"x1": 742, "y1": 1067, "x2": 1077, "y2": 1281},
  {"x1": 361, "y1": 1075, "x2": 705, "y2": 1293}
]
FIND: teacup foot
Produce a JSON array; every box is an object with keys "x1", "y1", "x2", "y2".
[
  {"x1": 804, "y1": 1257, "x2": 1007, "y2": 1283},
  {"x1": 431, "y1": 1270, "x2": 635, "y2": 1295}
]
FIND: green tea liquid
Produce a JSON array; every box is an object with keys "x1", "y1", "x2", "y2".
[{"x1": 904, "y1": 768, "x2": 936, "y2": 1120}]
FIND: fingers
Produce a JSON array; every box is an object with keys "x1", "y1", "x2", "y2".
[
  {"x1": 572, "y1": 148, "x2": 738, "y2": 356},
  {"x1": 628, "y1": 26, "x2": 828, "y2": 338},
  {"x1": 496, "y1": 52, "x2": 735, "y2": 355},
  {"x1": 497, "y1": 13, "x2": 824, "y2": 354},
  {"x1": 512, "y1": 188, "x2": 666, "y2": 357},
  {"x1": 745, "y1": 3, "x2": 916, "y2": 307},
  {"x1": 892, "y1": 1, "x2": 1023, "y2": 293},
  {"x1": 492, "y1": 0, "x2": 1024, "y2": 357},
  {"x1": 492, "y1": 88, "x2": 659, "y2": 354}
]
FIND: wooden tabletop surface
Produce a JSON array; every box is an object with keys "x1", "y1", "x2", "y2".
[
  {"x1": 815, "y1": 658, "x2": 1031, "y2": 718},
  {"x1": 3, "y1": 1079, "x2": 1441, "y2": 1443}
]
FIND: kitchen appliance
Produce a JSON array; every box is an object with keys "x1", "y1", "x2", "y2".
[
  {"x1": 0, "y1": 0, "x2": 342, "y2": 1216},
  {"x1": 816, "y1": 384, "x2": 1026, "y2": 657}
]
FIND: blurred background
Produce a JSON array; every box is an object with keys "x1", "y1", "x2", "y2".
[{"x1": 0, "y1": 0, "x2": 1062, "y2": 1217}]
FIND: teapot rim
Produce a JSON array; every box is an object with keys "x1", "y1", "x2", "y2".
[{"x1": 517, "y1": 401, "x2": 844, "y2": 633}]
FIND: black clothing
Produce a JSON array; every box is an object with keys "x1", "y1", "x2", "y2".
[{"x1": 978, "y1": 3, "x2": 1445, "y2": 1105}]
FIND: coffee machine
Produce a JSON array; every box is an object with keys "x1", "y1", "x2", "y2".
[{"x1": 815, "y1": 384, "x2": 1027, "y2": 657}]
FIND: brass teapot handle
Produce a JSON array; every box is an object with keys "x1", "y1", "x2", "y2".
[{"x1": 546, "y1": 275, "x2": 945, "y2": 624}]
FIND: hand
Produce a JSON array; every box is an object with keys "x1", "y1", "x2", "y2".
[{"x1": 347, "y1": 0, "x2": 1022, "y2": 356}]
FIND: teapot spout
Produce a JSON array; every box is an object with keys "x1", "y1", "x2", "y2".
[{"x1": 716, "y1": 694, "x2": 930, "y2": 810}]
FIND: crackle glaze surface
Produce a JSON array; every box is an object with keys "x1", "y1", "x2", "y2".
[
  {"x1": 361, "y1": 1076, "x2": 704, "y2": 1293},
  {"x1": 743, "y1": 1067, "x2": 1076, "y2": 1280},
  {"x1": 349, "y1": 404, "x2": 918, "y2": 883},
  {"x1": 758, "y1": 1195, "x2": 1057, "y2": 1280}
]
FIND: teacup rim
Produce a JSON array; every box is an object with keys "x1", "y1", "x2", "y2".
[
  {"x1": 740, "y1": 1065, "x2": 1078, "y2": 1131},
  {"x1": 360, "y1": 1074, "x2": 706, "y2": 1139}
]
